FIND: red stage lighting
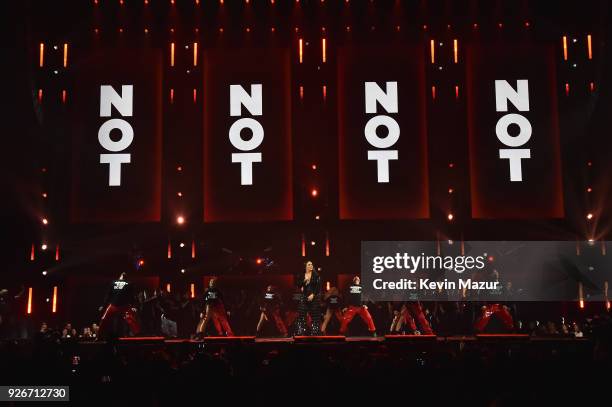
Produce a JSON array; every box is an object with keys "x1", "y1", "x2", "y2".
[
  {"x1": 177, "y1": 215, "x2": 185, "y2": 225},
  {"x1": 311, "y1": 188, "x2": 318, "y2": 197},
  {"x1": 39, "y1": 43, "x2": 44, "y2": 67},
  {"x1": 41, "y1": 244, "x2": 48, "y2": 251},
  {"x1": 42, "y1": 218, "x2": 48, "y2": 225},
  {"x1": 447, "y1": 213, "x2": 454, "y2": 221},
  {"x1": 256, "y1": 258, "x2": 263, "y2": 265},
  {"x1": 138, "y1": 259, "x2": 145, "y2": 267},
  {"x1": 586, "y1": 213, "x2": 593, "y2": 220}
]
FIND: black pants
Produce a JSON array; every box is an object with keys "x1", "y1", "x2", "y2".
[{"x1": 295, "y1": 295, "x2": 321, "y2": 336}]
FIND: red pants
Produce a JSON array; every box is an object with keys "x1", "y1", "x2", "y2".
[
  {"x1": 99, "y1": 304, "x2": 141, "y2": 337},
  {"x1": 340, "y1": 305, "x2": 376, "y2": 334},
  {"x1": 207, "y1": 303, "x2": 234, "y2": 336},
  {"x1": 474, "y1": 304, "x2": 514, "y2": 332},
  {"x1": 402, "y1": 302, "x2": 433, "y2": 334}
]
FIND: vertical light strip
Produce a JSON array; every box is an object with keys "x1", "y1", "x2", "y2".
[
  {"x1": 63, "y1": 43, "x2": 68, "y2": 68},
  {"x1": 61, "y1": 90, "x2": 67, "y2": 104},
  {"x1": 38, "y1": 89, "x2": 43, "y2": 104},
  {"x1": 562, "y1": 36, "x2": 568, "y2": 61},
  {"x1": 39, "y1": 43, "x2": 44, "y2": 67},
  {"x1": 193, "y1": 42, "x2": 198, "y2": 66},
  {"x1": 322, "y1": 85, "x2": 327, "y2": 102},
  {"x1": 52, "y1": 286, "x2": 58, "y2": 313},
  {"x1": 325, "y1": 232, "x2": 330, "y2": 256},
  {"x1": 190, "y1": 283, "x2": 195, "y2": 299},
  {"x1": 587, "y1": 34, "x2": 592, "y2": 60},
  {"x1": 431, "y1": 85, "x2": 436, "y2": 100},
  {"x1": 30, "y1": 244, "x2": 35, "y2": 261},
  {"x1": 455, "y1": 85, "x2": 459, "y2": 99},
  {"x1": 170, "y1": 88, "x2": 174, "y2": 104},
  {"x1": 430, "y1": 39, "x2": 435, "y2": 64},
  {"x1": 453, "y1": 39, "x2": 458, "y2": 63},
  {"x1": 166, "y1": 283, "x2": 171, "y2": 293},
  {"x1": 301, "y1": 234, "x2": 306, "y2": 257},
  {"x1": 193, "y1": 88, "x2": 197, "y2": 104},
  {"x1": 191, "y1": 240, "x2": 196, "y2": 259},
  {"x1": 322, "y1": 37, "x2": 326, "y2": 63},
  {"x1": 170, "y1": 42, "x2": 175, "y2": 67},
  {"x1": 299, "y1": 38, "x2": 303, "y2": 63},
  {"x1": 27, "y1": 287, "x2": 33, "y2": 315},
  {"x1": 167, "y1": 241, "x2": 172, "y2": 259}
]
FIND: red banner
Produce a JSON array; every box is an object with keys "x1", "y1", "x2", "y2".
[
  {"x1": 71, "y1": 49, "x2": 162, "y2": 222},
  {"x1": 203, "y1": 48, "x2": 293, "y2": 222},
  {"x1": 466, "y1": 43, "x2": 564, "y2": 218},
  {"x1": 337, "y1": 46, "x2": 429, "y2": 219}
]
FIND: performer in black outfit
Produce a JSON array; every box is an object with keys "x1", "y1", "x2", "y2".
[
  {"x1": 195, "y1": 278, "x2": 233, "y2": 337},
  {"x1": 295, "y1": 260, "x2": 322, "y2": 336},
  {"x1": 98, "y1": 272, "x2": 140, "y2": 339},
  {"x1": 321, "y1": 286, "x2": 343, "y2": 334},
  {"x1": 256, "y1": 285, "x2": 287, "y2": 336}
]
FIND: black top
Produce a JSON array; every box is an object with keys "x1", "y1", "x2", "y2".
[
  {"x1": 262, "y1": 291, "x2": 282, "y2": 310},
  {"x1": 346, "y1": 284, "x2": 364, "y2": 307},
  {"x1": 297, "y1": 271, "x2": 321, "y2": 298},
  {"x1": 326, "y1": 294, "x2": 341, "y2": 309},
  {"x1": 105, "y1": 279, "x2": 135, "y2": 307},
  {"x1": 203, "y1": 287, "x2": 223, "y2": 305}
]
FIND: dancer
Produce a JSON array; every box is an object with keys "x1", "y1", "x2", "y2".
[
  {"x1": 321, "y1": 286, "x2": 343, "y2": 335},
  {"x1": 196, "y1": 278, "x2": 234, "y2": 337},
  {"x1": 339, "y1": 276, "x2": 376, "y2": 336},
  {"x1": 256, "y1": 285, "x2": 287, "y2": 337},
  {"x1": 295, "y1": 260, "x2": 322, "y2": 336},
  {"x1": 390, "y1": 302, "x2": 434, "y2": 335},
  {"x1": 98, "y1": 272, "x2": 141, "y2": 339},
  {"x1": 473, "y1": 269, "x2": 514, "y2": 332}
]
